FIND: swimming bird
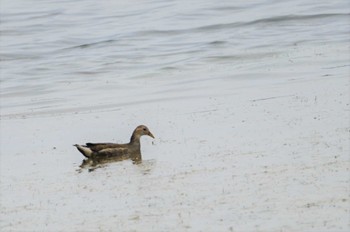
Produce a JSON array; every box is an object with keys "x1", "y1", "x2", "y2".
[{"x1": 74, "y1": 125, "x2": 154, "y2": 165}]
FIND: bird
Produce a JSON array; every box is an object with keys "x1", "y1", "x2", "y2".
[{"x1": 74, "y1": 125, "x2": 154, "y2": 166}]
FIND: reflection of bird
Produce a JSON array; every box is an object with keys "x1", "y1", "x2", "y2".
[{"x1": 74, "y1": 125, "x2": 154, "y2": 164}]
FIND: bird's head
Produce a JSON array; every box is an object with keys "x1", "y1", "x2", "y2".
[{"x1": 135, "y1": 125, "x2": 155, "y2": 139}]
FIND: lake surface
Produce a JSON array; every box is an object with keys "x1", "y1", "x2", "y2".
[
  {"x1": 1, "y1": 0, "x2": 349, "y2": 118},
  {"x1": 1, "y1": 0, "x2": 349, "y2": 231}
]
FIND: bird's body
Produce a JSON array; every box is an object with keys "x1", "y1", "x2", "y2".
[{"x1": 74, "y1": 125, "x2": 154, "y2": 166}]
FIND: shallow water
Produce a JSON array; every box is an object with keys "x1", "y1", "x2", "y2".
[{"x1": 1, "y1": 0, "x2": 349, "y2": 231}]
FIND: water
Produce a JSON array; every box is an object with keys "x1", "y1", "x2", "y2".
[
  {"x1": 1, "y1": 0, "x2": 349, "y2": 231},
  {"x1": 1, "y1": 0, "x2": 348, "y2": 117}
]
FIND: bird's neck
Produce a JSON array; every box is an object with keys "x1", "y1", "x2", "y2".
[
  {"x1": 130, "y1": 132, "x2": 141, "y2": 146},
  {"x1": 129, "y1": 130, "x2": 142, "y2": 161}
]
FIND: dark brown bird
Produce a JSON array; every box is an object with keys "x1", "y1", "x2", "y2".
[{"x1": 74, "y1": 125, "x2": 154, "y2": 164}]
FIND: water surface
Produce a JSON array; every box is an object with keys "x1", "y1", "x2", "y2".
[{"x1": 1, "y1": 0, "x2": 349, "y2": 231}]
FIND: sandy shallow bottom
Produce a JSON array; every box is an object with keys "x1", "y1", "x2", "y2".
[{"x1": 1, "y1": 74, "x2": 349, "y2": 231}]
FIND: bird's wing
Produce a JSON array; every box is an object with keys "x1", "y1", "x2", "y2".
[
  {"x1": 85, "y1": 143, "x2": 124, "y2": 152},
  {"x1": 93, "y1": 147, "x2": 129, "y2": 160}
]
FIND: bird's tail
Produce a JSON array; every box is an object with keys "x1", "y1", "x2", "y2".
[{"x1": 73, "y1": 144, "x2": 93, "y2": 158}]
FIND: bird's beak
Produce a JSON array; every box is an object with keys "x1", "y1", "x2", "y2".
[{"x1": 148, "y1": 131, "x2": 155, "y2": 139}]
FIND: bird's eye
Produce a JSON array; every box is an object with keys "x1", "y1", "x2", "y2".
[{"x1": 143, "y1": 128, "x2": 147, "y2": 131}]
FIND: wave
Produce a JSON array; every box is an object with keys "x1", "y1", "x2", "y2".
[{"x1": 133, "y1": 13, "x2": 349, "y2": 36}]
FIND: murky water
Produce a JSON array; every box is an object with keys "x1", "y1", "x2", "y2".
[{"x1": 1, "y1": 0, "x2": 349, "y2": 231}]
